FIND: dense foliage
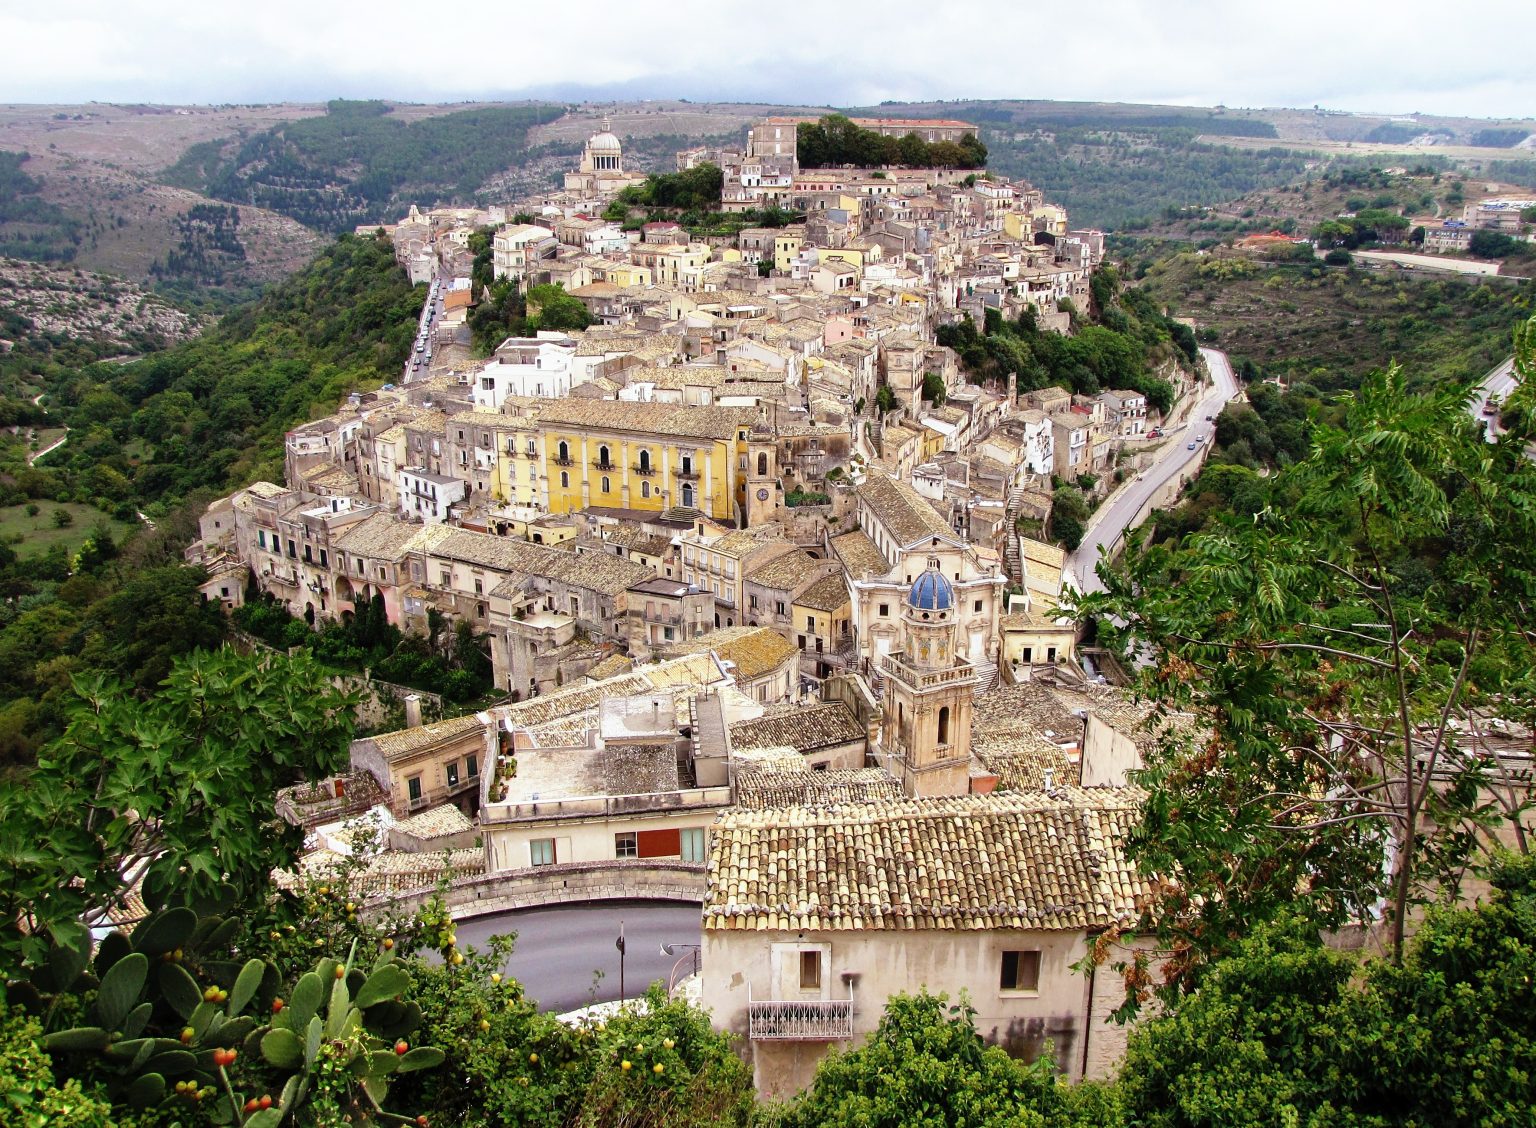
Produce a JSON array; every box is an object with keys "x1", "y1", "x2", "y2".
[
  {"x1": 165, "y1": 100, "x2": 565, "y2": 233},
  {"x1": 235, "y1": 591, "x2": 494, "y2": 703},
  {"x1": 797, "y1": 115, "x2": 988, "y2": 170},
  {"x1": 0, "y1": 646, "x2": 357, "y2": 972},
  {"x1": 608, "y1": 162, "x2": 725, "y2": 213},
  {"x1": 40, "y1": 231, "x2": 421, "y2": 511},
  {"x1": 1121, "y1": 855, "x2": 1536, "y2": 1127},
  {"x1": 937, "y1": 265, "x2": 1192, "y2": 409},
  {"x1": 1079, "y1": 319, "x2": 1536, "y2": 1001},
  {"x1": 774, "y1": 992, "x2": 1114, "y2": 1127}
]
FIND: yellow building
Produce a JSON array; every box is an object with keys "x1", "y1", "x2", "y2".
[
  {"x1": 774, "y1": 232, "x2": 804, "y2": 273},
  {"x1": 595, "y1": 263, "x2": 652, "y2": 287},
  {"x1": 537, "y1": 399, "x2": 757, "y2": 524}
]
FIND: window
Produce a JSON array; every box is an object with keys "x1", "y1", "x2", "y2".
[
  {"x1": 937, "y1": 706, "x2": 951, "y2": 746},
  {"x1": 974, "y1": 600, "x2": 983, "y2": 613},
  {"x1": 601, "y1": 476, "x2": 611, "y2": 493},
  {"x1": 614, "y1": 832, "x2": 638, "y2": 858},
  {"x1": 598, "y1": 445, "x2": 611, "y2": 468},
  {"x1": 757, "y1": 452, "x2": 768, "y2": 476},
  {"x1": 407, "y1": 777, "x2": 422, "y2": 803},
  {"x1": 878, "y1": 603, "x2": 890, "y2": 617},
  {"x1": 560, "y1": 471, "x2": 569, "y2": 488},
  {"x1": 258, "y1": 530, "x2": 267, "y2": 549},
  {"x1": 639, "y1": 450, "x2": 651, "y2": 472},
  {"x1": 557, "y1": 440, "x2": 570, "y2": 461},
  {"x1": 681, "y1": 827, "x2": 707, "y2": 863},
  {"x1": 799, "y1": 950, "x2": 822, "y2": 990},
  {"x1": 445, "y1": 761, "x2": 460, "y2": 789},
  {"x1": 641, "y1": 481, "x2": 650, "y2": 498},
  {"x1": 440, "y1": 571, "x2": 452, "y2": 587},
  {"x1": 775, "y1": 601, "x2": 786, "y2": 615},
  {"x1": 530, "y1": 838, "x2": 555, "y2": 866},
  {"x1": 319, "y1": 550, "x2": 327, "y2": 568},
  {"x1": 806, "y1": 616, "x2": 815, "y2": 630},
  {"x1": 465, "y1": 754, "x2": 478, "y2": 779},
  {"x1": 1000, "y1": 950, "x2": 1041, "y2": 992},
  {"x1": 474, "y1": 578, "x2": 483, "y2": 595}
]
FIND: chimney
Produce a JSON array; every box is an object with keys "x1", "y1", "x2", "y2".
[
  {"x1": 1043, "y1": 768, "x2": 1055, "y2": 792},
  {"x1": 404, "y1": 694, "x2": 423, "y2": 729}
]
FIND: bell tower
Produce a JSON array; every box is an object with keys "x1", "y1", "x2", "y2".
[
  {"x1": 744, "y1": 408, "x2": 782, "y2": 527},
  {"x1": 880, "y1": 557, "x2": 977, "y2": 797}
]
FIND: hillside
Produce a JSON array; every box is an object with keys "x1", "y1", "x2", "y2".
[
  {"x1": 1136, "y1": 249, "x2": 1534, "y2": 392},
  {"x1": 35, "y1": 231, "x2": 422, "y2": 511}
]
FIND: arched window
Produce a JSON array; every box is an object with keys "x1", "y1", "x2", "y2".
[
  {"x1": 601, "y1": 476, "x2": 611, "y2": 493},
  {"x1": 599, "y1": 445, "x2": 610, "y2": 468},
  {"x1": 681, "y1": 484, "x2": 694, "y2": 508},
  {"x1": 560, "y1": 471, "x2": 569, "y2": 488},
  {"x1": 641, "y1": 481, "x2": 650, "y2": 498},
  {"x1": 557, "y1": 440, "x2": 569, "y2": 462},
  {"x1": 639, "y1": 450, "x2": 651, "y2": 472},
  {"x1": 757, "y1": 452, "x2": 768, "y2": 476},
  {"x1": 937, "y1": 706, "x2": 951, "y2": 746}
]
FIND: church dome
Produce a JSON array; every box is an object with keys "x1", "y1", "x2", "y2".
[
  {"x1": 908, "y1": 562, "x2": 954, "y2": 612},
  {"x1": 588, "y1": 117, "x2": 622, "y2": 151}
]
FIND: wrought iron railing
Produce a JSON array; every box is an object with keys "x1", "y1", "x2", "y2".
[{"x1": 747, "y1": 999, "x2": 853, "y2": 1041}]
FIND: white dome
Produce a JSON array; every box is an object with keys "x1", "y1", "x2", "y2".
[{"x1": 588, "y1": 131, "x2": 621, "y2": 151}]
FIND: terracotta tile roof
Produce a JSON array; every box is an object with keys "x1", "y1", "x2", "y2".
[
  {"x1": 830, "y1": 529, "x2": 890, "y2": 579},
  {"x1": 745, "y1": 549, "x2": 819, "y2": 591},
  {"x1": 334, "y1": 512, "x2": 425, "y2": 562},
  {"x1": 856, "y1": 475, "x2": 955, "y2": 546},
  {"x1": 672, "y1": 625, "x2": 798, "y2": 683},
  {"x1": 369, "y1": 712, "x2": 487, "y2": 764},
  {"x1": 729, "y1": 702, "x2": 864, "y2": 754},
  {"x1": 732, "y1": 747, "x2": 902, "y2": 810},
  {"x1": 431, "y1": 528, "x2": 653, "y2": 596},
  {"x1": 703, "y1": 789, "x2": 1149, "y2": 932},
  {"x1": 794, "y1": 572, "x2": 850, "y2": 613},
  {"x1": 395, "y1": 804, "x2": 474, "y2": 840},
  {"x1": 535, "y1": 398, "x2": 753, "y2": 441},
  {"x1": 974, "y1": 730, "x2": 1081, "y2": 791}
]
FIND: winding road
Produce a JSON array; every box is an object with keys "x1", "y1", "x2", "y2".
[
  {"x1": 1065, "y1": 347, "x2": 1241, "y2": 594},
  {"x1": 1473, "y1": 355, "x2": 1517, "y2": 442}
]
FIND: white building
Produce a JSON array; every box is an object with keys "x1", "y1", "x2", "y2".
[
  {"x1": 397, "y1": 468, "x2": 467, "y2": 524},
  {"x1": 492, "y1": 224, "x2": 557, "y2": 281},
  {"x1": 472, "y1": 334, "x2": 580, "y2": 409}
]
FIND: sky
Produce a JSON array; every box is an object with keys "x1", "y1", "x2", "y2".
[{"x1": 1, "y1": 0, "x2": 1532, "y2": 121}]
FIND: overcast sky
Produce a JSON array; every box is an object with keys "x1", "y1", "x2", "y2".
[{"x1": 2, "y1": 0, "x2": 1532, "y2": 120}]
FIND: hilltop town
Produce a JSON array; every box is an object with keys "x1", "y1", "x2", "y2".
[{"x1": 175, "y1": 112, "x2": 1224, "y2": 1093}]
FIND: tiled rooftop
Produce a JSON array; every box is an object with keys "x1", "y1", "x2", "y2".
[
  {"x1": 732, "y1": 747, "x2": 902, "y2": 811},
  {"x1": 856, "y1": 475, "x2": 955, "y2": 546},
  {"x1": 830, "y1": 529, "x2": 890, "y2": 580},
  {"x1": 795, "y1": 572, "x2": 850, "y2": 612},
  {"x1": 671, "y1": 625, "x2": 798, "y2": 682},
  {"x1": 704, "y1": 789, "x2": 1148, "y2": 932},
  {"x1": 729, "y1": 701, "x2": 864, "y2": 754}
]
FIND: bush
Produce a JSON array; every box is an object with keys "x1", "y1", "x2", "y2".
[{"x1": 1324, "y1": 248, "x2": 1352, "y2": 266}]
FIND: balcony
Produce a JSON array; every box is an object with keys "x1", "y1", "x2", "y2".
[
  {"x1": 748, "y1": 998, "x2": 854, "y2": 1041},
  {"x1": 631, "y1": 463, "x2": 658, "y2": 476},
  {"x1": 673, "y1": 466, "x2": 700, "y2": 481},
  {"x1": 592, "y1": 461, "x2": 616, "y2": 472},
  {"x1": 553, "y1": 457, "x2": 574, "y2": 467}
]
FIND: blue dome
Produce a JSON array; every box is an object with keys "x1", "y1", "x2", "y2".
[{"x1": 908, "y1": 567, "x2": 954, "y2": 611}]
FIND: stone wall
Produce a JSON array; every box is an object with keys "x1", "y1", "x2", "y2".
[{"x1": 366, "y1": 860, "x2": 707, "y2": 920}]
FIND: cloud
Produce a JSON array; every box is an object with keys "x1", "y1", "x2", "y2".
[{"x1": 1, "y1": 0, "x2": 1531, "y2": 119}]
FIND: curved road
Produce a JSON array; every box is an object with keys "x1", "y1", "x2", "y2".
[
  {"x1": 1065, "y1": 348, "x2": 1240, "y2": 594},
  {"x1": 1473, "y1": 355, "x2": 1517, "y2": 443},
  {"x1": 451, "y1": 900, "x2": 701, "y2": 1014}
]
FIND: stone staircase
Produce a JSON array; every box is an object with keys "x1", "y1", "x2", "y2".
[
  {"x1": 970, "y1": 658, "x2": 998, "y2": 697},
  {"x1": 1003, "y1": 486, "x2": 1026, "y2": 585}
]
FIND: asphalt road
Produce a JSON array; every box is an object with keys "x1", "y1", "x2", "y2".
[
  {"x1": 450, "y1": 900, "x2": 703, "y2": 1014},
  {"x1": 1065, "y1": 347, "x2": 1241, "y2": 594},
  {"x1": 1472, "y1": 355, "x2": 1517, "y2": 443}
]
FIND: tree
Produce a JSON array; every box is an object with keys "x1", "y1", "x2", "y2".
[
  {"x1": 778, "y1": 992, "x2": 1113, "y2": 1128},
  {"x1": 1119, "y1": 855, "x2": 1536, "y2": 1127},
  {"x1": 921, "y1": 372, "x2": 947, "y2": 406},
  {"x1": 1470, "y1": 229, "x2": 1519, "y2": 258},
  {"x1": 0, "y1": 647, "x2": 358, "y2": 973},
  {"x1": 80, "y1": 565, "x2": 228, "y2": 692},
  {"x1": 1050, "y1": 486, "x2": 1090, "y2": 550},
  {"x1": 1078, "y1": 318, "x2": 1536, "y2": 1005},
  {"x1": 875, "y1": 384, "x2": 897, "y2": 413},
  {"x1": 51, "y1": 507, "x2": 73, "y2": 528}
]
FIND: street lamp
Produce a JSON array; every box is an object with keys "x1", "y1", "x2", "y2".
[{"x1": 660, "y1": 942, "x2": 701, "y2": 992}]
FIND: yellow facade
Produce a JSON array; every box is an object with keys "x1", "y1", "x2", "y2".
[
  {"x1": 543, "y1": 430, "x2": 746, "y2": 524},
  {"x1": 1003, "y1": 212, "x2": 1032, "y2": 242},
  {"x1": 491, "y1": 421, "x2": 544, "y2": 509},
  {"x1": 774, "y1": 234, "x2": 803, "y2": 273},
  {"x1": 600, "y1": 263, "x2": 652, "y2": 287}
]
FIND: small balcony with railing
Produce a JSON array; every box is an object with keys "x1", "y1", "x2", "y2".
[
  {"x1": 747, "y1": 992, "x2": 855, "y2": 1041},
  {"x1": 673, "y1": 465, "x2": 701, "y2": 481}
]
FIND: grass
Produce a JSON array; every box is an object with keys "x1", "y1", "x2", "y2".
[{"x1": 0, "y1": 502, "x2": 138, "y2": 559}]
